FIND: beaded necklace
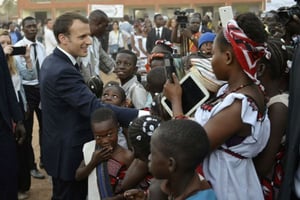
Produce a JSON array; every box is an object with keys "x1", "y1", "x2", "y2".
[
  {"x1": 201, "y1": 82, "x2": 254, "y2": 111},
  {"x1": 221, "y1": 82, "x2": 254, "y2": 97}
]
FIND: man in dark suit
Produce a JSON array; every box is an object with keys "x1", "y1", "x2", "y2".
[
  {"x1": 279, "y1": 2, "x2": 300, "y2": 199},
  {"x1": 146, "y1": 13, "x2": 172, "y2": 54},
  {"x1": 0, "y1": 45, "x2": 26, "y2": 200},
  {"x1": 40, "y1": 12, "x2": 146, "y2": 200}
]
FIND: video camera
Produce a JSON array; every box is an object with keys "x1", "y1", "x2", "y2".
[
  {"x1": 277, "y1": 4, "x2": 300, "y2": 24},
  {"x1": 174, "y1": 9, "x2": 194, "y2": 29}
]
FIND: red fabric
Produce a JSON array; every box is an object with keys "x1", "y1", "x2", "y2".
[
  {"x1": 261, "y1": 178, "x2": 274, "y2": 200},
  {"x1": 146, "y1": 52, "x2": 165, "y2": 72},
  {"x1": 224, "y1": 20, "x2": 267, "y2": 83},
  {"x1": 107, "y1": 159, "x2": 127, "y2": 191}
]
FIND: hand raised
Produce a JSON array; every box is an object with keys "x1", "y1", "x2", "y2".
[
  {"x1": 124, "y1": 189, "x2": 146, "y2": 200},
  {"x1": 163, "y1": 73, "x2": 182, "y2": 104},
  {"x1": 91, "y1": 146, "x2": 113, "y2": 165}
]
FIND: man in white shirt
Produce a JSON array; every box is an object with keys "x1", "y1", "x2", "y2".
[
  {"x1": 44, "y1": 18, "x2": 57, "y2": 56},
  {"x1": 15, "y1": 16, "x2": 46, "y2": 180},
  {"x1": 119, "y1": 14, "x2": 134, "y2": 50}
]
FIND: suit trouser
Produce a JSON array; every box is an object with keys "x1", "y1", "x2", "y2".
[
  {"x1": 0, "y1": 123, "x2": 18, "y2": 200},
  {"x1": 17, "y1": 140, "x2": 31, "y2": 192},
  {"x1": 23, "y1": 85, "x2": 43, "y2": 170},
  {"x1": 16, "y1": 94, "x2": 31, "y2": 192},
  {"x1": 52, "y1": 177, "x2": 87, "y2": 200}
]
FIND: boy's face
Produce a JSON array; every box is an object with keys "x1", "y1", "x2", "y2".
[
  {"x1": 115, "y1": 53, "x2": 137, "y2": 82},
  {"x1": 148, "y1": 132, "x2": 170, "y2": 179},
  {"x1": 101, "y1": 87, "x2": 124, "y2": 106},
  {"x1": 92, "y1": 119, "x2": 118, "y2": 150},
  {"x1": 200, "y1": 42, "x2": 213, "y2": 56}
]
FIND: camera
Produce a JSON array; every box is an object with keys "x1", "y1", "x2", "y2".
[
  {"x1": 277, "y1": 4, "x2": 300, "y2": 24},
  {"x1": 174, "y1": 9, "x2": 189, "y2": 29}
]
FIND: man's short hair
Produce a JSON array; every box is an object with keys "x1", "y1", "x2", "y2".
[
  {"x1": 22, "y1": 16, "x2": 35, "y2": 28},
  {"x1": 53, "y1": 12, "x2": 88, "y2": 43}
]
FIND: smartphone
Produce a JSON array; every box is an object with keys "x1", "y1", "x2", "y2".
[
  {"x1": 11, "y1": 46, "x2": 26, "y2": 55},
  {"x1": 164, "y1": 54, "x2": 176, "y2": 83},
  {"x1": 219, "y1": 6, "x2": 234, "y2": 27}
]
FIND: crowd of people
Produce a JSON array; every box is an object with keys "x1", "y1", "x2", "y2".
[{"x1": 0, "y1": 1, "x2": 300, "y2": 200}]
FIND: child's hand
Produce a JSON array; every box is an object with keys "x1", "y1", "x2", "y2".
[
  {"x1": 91, "y1": 146, "x2": 113, "y2": 164},
  {"x1": 124, "y1": 189, "x2": 146, "y2": 200},
  {"x1": 163, "y1": 73, "x2": 182, "y2": 103}
]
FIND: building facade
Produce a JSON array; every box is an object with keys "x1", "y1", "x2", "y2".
[{"x1": 18, "y1": 0, "x2": 265, "y2": 25}]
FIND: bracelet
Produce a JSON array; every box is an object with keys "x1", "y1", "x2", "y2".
[{"x1": 174, "y1": 114, "x2": 188, "y2": 119}]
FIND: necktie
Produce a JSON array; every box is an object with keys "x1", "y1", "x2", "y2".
[
  {"x1": 32, "y1": 43, "x2": 40, "y2": 81},
  {"x1": 156, "y1": 28, "x2": 160, "y2": 39},
  {"x1": 74, "y1": 62, "x2": 80, "y2": 71}
]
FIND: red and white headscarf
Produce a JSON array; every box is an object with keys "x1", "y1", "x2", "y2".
[{"x1": 224, "y1": 20, "x2": 270, "y2": 86}]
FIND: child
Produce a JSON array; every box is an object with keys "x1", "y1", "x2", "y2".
[
  {"x1": 164, "y1": 12, "x2": 270, "y2": 200},
  {"x1": 114, "y1": 49, "x2": 149, "y2": 109},
  {"x1": 145, "y1": 66, "x2": 166, "y2": 97},
  {"x1": 75, "y1": 107, "x2": 134, "y2": 200},
  {"x1": 254, "y1": 38, "x2": 290, "y2": 199},
  {"x1": 101, "y1": 82, "x2": 127, "y2": 107},
  {"x1": 150, "y1": 93, "x2": 172, "y2": 121},
  {"x1": 198, "y1": 32, "x2": 216, "y2": 57},
  {"x1": 101, "y1": 83, "x2": 129, "y2": 149},
  {"x1": 121, "y1": 115, "x2": 162, "y2": 192},
  {"x1": 124, "y1": 119, "x2": 216, "y2": 200},
  {"x1": 184, "y1": 31, "x2": 224, "y2": 96}
]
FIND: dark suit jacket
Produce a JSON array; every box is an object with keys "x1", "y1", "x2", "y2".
[
  {"x1": 40, "y1": 48, "x2": 139, "y2": 181},
  {"x1": 0, "y1": 46, "x2": 23, "y2": 134},
  {"x1": 146, "y1": 27, "x2": 172, "y2": 53},
  {"x1": 279, "y1": 45, "x2": 300, "y2": 199}
]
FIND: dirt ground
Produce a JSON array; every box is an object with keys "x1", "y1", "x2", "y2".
[{"x1": 28, "y1": 73, "x2": 118, "y2": 200}]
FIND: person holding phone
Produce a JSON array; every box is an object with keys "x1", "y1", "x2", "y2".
[
  {"x1": 164, "y1": 12, "x2": 270, "y2": 200},
  {"x1": 0, "y1": 29, "x2": 33, "y2": 199},
  {"x1": 14, "y1": 16, "x2": 47, "y2": 180}
]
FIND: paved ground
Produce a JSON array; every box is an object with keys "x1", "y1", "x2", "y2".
[{"x1": 28, "y1": 73, "x2": 118, "y2": 199}]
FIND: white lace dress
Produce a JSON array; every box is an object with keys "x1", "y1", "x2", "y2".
[{"x1": 194, "y1": 85, "x2": 270, "y2": 200}]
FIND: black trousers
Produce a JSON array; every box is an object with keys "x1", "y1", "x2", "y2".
[
  {"x1": 0, "y1": 121, "x2": 18, "y2": 200},
  {"x1": 52, "y1": 178, "x2": 87, "y2": 200},
  {"x1": 16, "y1": 94, "x2": 31, "y2": 192},
  {"x1": 17, "y1": 140, "x2": 31, "y2": 192},
  {"x1": 23, "y1": 85, "x2": 43, "y2": 170}
]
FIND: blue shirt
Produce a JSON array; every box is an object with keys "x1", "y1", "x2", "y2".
[{"x1": 186, "y1": 189, "x2": 217, "y2": 200}]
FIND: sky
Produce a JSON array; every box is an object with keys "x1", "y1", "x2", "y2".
[{"x1": 266, "y1": 0, "x2": 296, "y2": 10}]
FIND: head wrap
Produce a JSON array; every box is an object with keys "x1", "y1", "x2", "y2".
[
  {"x1": 154, "y1": 39, "x2": 174, "y2": 50},
  {"x1": 224, "y1": 20, "x2": 270, "y2": 85}
]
